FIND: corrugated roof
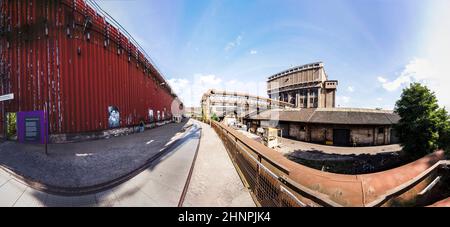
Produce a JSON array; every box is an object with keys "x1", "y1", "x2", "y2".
[{"x1": 248, "y1": 108, "x2": 400, "y2": 125}]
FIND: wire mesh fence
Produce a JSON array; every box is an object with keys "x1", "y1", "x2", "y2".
[
  {"x1": 212, "y1": 120, "x2": 307, "y2": 207},
  {"x1": 210, "y1": 120, "x2": 450, "y2": 207}
]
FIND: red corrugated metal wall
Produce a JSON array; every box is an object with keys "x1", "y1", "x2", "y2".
[{"x1": 0, "y1": 0, "x2": 179, "y2": 135}]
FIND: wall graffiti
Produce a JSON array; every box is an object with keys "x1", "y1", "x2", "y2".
[{"x1": 108, "y1": 106, "x2": 120, "y2": 128}]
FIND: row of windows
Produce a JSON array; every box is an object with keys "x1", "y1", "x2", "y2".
[{"x1": 279, "y1": 89, "x2": 318, "y2": 99}]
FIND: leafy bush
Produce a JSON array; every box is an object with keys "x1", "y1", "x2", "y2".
[
  {"x1": 394, "y1": 83, "x2": 450, "y2": 158},
  {"x1": 211, "y1": 113, "x2": 219, "y2": 121}
]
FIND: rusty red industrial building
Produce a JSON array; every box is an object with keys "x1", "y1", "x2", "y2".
[{"x1": 0, "y1": 0, "x2": 182, "y2": 140}]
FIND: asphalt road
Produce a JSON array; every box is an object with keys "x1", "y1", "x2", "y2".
[
  {"x1": 0, "y1": 119, "x2": 255, "y2": 207},
  {"x1": 0, "y1": 120, "x2": 190, "y2": 188},
  {"x1": 0, "y1": 120, "x2": 201, "y2": 207}
]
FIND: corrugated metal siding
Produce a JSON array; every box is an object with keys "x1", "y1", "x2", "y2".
[{"x1": 1, "y1": 0, "x2": 178, "y2": 134}]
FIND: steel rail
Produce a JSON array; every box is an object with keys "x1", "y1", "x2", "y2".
[{"x1": 177, "y1": 124, "x2": 202, "y2": 207}]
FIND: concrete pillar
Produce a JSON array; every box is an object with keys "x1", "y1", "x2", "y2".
[
  {"x1": 306, "y1": 125, "x2": 311, "y2": 142},
  {"x1": 372, "y1": 127, "x2": 376, "y2": 146},
  {"x1": 306, "y1": 89, "x2": 310, "y2": 108},
  {"x1": 386, "y1": 127, "x2": 391, "y2": 144},
  {"x1": 317, "y1": 88, "x2": 321, "y2": 108},
  {"x1": 332, "y1": 90, "x2": 336, "y2": 108}
]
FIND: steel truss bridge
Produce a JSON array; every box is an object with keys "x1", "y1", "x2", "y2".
[{"x1": 200, "y1": 89, "x2": 294, "y2": 121}]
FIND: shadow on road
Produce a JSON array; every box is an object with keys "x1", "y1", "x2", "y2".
[
  {"x1": 0, "y1": 119, "x2": 205, "y2": 207},
  {"x1": 9, "y1": 119, "x2": 204, "y2": 207}
]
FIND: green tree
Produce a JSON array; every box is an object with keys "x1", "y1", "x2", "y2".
[
  {"x1": 211, "y1": 113, "x2": 219, "y2": 121},
  {"x1": 436, "y1": 108, "x2": 450, "y2": 153},
  {"x1": 394, "y1": 83, "x2": 450, "y2": 158}
]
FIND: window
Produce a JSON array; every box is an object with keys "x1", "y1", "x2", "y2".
[
  {"x1": 310, "y1": 97, "x2": 318, "y2": 108},
  {"x1": 378, "y1": 127, "x2": 385, "y2": 134},
  {"x1": 148, "y1": 109, "x2": 154, "y2": 122}
]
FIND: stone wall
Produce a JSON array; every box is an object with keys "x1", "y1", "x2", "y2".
[
  {"x1": 288, "y1": 123, "x2": 393, "y2": 146},
  {"x1": 247, "y1": 119, "x2": 395, "y2": 146},
  {"x1": 289, "y1": 124, "x2": 302, "y2": 139},
  {"x1": 325, "y1": 90, "x2": 335, "y2": 108},
  {"x1": 310, "y1": 126, "x2": 326, "y2": 143},
  {"x1": 350, "y1": 128, "x2": 375, "y2": 146}
]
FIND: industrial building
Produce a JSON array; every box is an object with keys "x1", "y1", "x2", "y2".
[
  {"x1": 267, "y1": 62, "x2": 337, "y2": 108},
  {"x1": 0, "y1": 0, "x2": 182, "y2": 142},
  {"x1": 245, "y1": 62, "x2": 401, "y2": 146},
  {"x1": 245, "y1": 108, "x2": 400, "y2": 146}
]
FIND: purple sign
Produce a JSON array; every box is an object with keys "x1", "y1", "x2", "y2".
[{"x1": 17, "y1": 111, "x2": 47, "y2": 144}]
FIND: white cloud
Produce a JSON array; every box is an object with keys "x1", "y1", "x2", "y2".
[
  {"x1": 420, "y1": 0, "x2": 450, "y2": 109},
  {"x1": 377, "y1": 58, "x2": 441, "y2": 92},
  {"x1": 377, "y1": 76, "x2": 387, "y2": 83},
  {"x1": 225, "y1": 35, "x2": 243, "y2": 51},
  {"x1": 198, "y1": 74, "x2": 222, "y2": 85},
  {"x1": 336, "y1": 96, "x2": 350, "y2": 107},
  {"x1": 377, "y1": 57, "x2": 449, "y2": 107},
  {"x1": 377, "y1": 1, "x2": 450, "y2": 109},
  {"x1": 250, "y1": 50, "x2": 258, "y2": 55},
  {"x1": 347, "y1": 86, "x2": 354, "y2": 93},
  {"x1": 168, "y1": 78, "x2": 190, "y2": 94},
  {"x1": 376, "y1": 97, "x2": 383, "y2": 102},
  {"x1": 168, "y1": 74, "x2": 267, "y2": 107}
]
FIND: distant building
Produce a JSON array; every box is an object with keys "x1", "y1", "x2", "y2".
[
  {"x1": 245, "y1": 108, "x2": 400, "y2": 146},
  {"x1": 185, "y1": 107, "x2": 202, "y2": 118},
  {"x1": 267, "y1": 62, "x2": 337, "y2": 108}
]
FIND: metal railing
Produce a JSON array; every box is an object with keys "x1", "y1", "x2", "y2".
[
  {"x1": 365, "y1": 160, "x2": 450, "y2": 207},
  {"x1": 209, "y1": 119, "x2": 450, "y2": 207},
  {"x1": 210, "y1": 120, "x2": 341, "y2": 207}
]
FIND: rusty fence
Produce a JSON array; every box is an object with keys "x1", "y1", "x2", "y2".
[
  {"x1": 210, "y1": 120, "x2": 341, "y2": 207},
  {"x1": 209, "y1": 119, "x2": 450, "y2": 207}
]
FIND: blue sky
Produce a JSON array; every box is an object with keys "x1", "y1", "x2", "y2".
[{"x1": 94, "y1": 0, "x2": 450, "y2": 109}]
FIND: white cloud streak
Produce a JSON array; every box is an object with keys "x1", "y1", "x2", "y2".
[
  {"x1": 225, "y1": 35, "x2": 243, "y2": 51},
  {"x1": 336, "y1": 96, "x2": 351, "y2": 107},
  {"x1": 377, "y1": 57, "x2": 449, "y2": 108}
]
